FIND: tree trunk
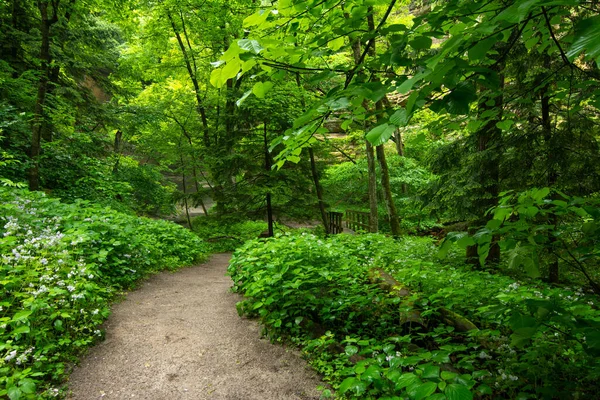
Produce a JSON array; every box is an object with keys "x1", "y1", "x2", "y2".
[
  {"x1": 394, "y1": 128, "x2": 404, "y2": 156},
  {"x1": 376, "y1": 144, "x2": 401, "y2": 236},
  {"x1": 10, "y1": 0, "x2": 26, "y2": 78},
  {"x1": 40, "y1": 65, "x2": 60, "y2": 142},
  {"x1": 467, "y1": 49, "x2": 506, "y2": 265},
  {"x1": 374, "y1": 98, "x2": 401, "y2": 236},
  {"x1": 178, "y1": 151, "x2": 193, "y2": 230},
  {"x1": 541, "y1": 56, "x2": 559, "y2": 283},
  {"x1": 347, "y1": 8, "x2": 378, "y2": 233},
  {"x1": 29, "y1": 1, "x2": 55, "y2": 191},
  {"x1": 365, "y1": 141, "x2": 379, "y2": 233},
  {"x1": 112, "y1": 130, "x2": 122, "y2": 174},
  {"x1": 167, "y1": 11, "x2": 211, "y2": 148},
  {"x1": 264, "y1": 122, "x2": 274, "y2": 237},
  {"x1": 295, "y1": 69, "x2": 328, "y2": 233},
  {"x1": 394, "y1": 128, "x2": 408, "y2": 193},
  {"x1": 309, "y1": 147, "x2": 329, "y2": 234}
]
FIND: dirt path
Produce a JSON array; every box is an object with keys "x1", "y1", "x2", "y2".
[{"x1": 67, "y1": 253, "x2": 323, "y2": 400}]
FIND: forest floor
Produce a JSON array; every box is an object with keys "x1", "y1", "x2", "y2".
[{"x1": 66, "y1": 253, "x2": 323, "y2": 400}]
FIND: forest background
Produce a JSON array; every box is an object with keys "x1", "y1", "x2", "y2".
[{"x1": 1, "y1": 0, "x2": 600, "y2": 399}]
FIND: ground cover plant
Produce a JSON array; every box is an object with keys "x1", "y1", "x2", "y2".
[
  {"x1": 228, "y1": 233, "x2": 600, "y2": 399},
  {"x1": 0, "y1": 187, "x2": 209, "y2": 399}
]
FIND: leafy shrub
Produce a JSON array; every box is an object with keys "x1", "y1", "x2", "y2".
[
  {"x1": 0, "y1": 187, "x2": 209, "y2": 398},
  {"x1": 442, "y1": 188, "x2": 600, "y2": 293},
  {"x1": 47, "y1": 149, "x2": 175, "y2": 217},
  {"x1": 192, "y1": 216, "x2": 268, "y2": 252},
  {"x1": 229, "y1": 234, "x2": 600, "y2": 399}
]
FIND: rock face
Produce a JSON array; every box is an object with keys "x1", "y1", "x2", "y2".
[{"x1": 67, "y1": 253, "x2": 323, "y2": 400}]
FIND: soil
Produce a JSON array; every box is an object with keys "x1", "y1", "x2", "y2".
[{"x1": 67, "y1": 253, "x2": 323, "y2": 400}]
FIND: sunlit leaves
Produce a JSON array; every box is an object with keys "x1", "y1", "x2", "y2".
[
  {"x1": 409, "y1": 36, "x2": 432, "y2": 50},
  {"x1": 243, "y1": 9, "x2": 270, "y2": 27},
  {"x1": 389, "y1": 109, "x2": 409, "y2": 127},
  {"x1": 567, "y1": 15, "x2": 600, "y2": 65},
  {"x1": 366, "y1": 123, "x2": 396, "y2": 146},
  {"x1": 252, "y1": 81, "x2": 274, "y2": 98},
  {"x1": 238, "y1": 39, "x2": 264, "y2": 54},
  {"x1": 210, "y1": 58, "x2": 241, "y2": 88}
]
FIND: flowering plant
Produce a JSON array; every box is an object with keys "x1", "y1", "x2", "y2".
[{"x1": 0, "y1": 188, "x2": 209, "y2": 398}]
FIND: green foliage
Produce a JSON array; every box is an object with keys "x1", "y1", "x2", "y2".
[
  {"x1": 441, "y1": 188, "x2": 600, "y2": 292},
  {"x1": 322, "y1": 152, "x2": 438, "y2": 232},
  {"x1": 192, "y1": 216, "x2": 268, "y2": 253},
  {"x1": 0, "y1": 187, "x2": 209, "y2": 398},
  {"x1": 230, "y1": 233, "x2": 600, "y2": 399}
]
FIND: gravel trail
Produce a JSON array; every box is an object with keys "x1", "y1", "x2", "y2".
[{"x1": 67, "y1": 253, "x2": 323, "y2": 400}]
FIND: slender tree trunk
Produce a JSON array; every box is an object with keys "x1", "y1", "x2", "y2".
[
  {"x1": 29, "y1": 1, "x2": 56, "y2": 191},
  {"x1": 167, "y1": 11, "x2": 210, "y2": 148},
  {"x1": 394, "y1": 128, "x2": 408, "y2": 193},
  {"x1": 541, "y1": 56, "x2": 559, "y2": 283},
  {"x1": 264, "y1": 122, "x2": 273, "y2": 237},
  {"x1": 374, "y1": 98, "x2": 401, "y2": 235},
  {"x1": 10, "y1": 0, "x2": 26, "y2": 78},
  {"x1": 171, "y1": 116, "x2": 209, "y2": 216},
  {"x1": 181, "y1": 172, "x2": 193, "y2": 230},
  {"x1": 309, "y1": 147, "x2": 329, "y2": 234},
  {"x1": 367, "y1": 11, "x2": 401, "y2": 234},
  {"x1": 365, "y1": 141, "x2": 379, "y2": 232},
  {"x1": 394, "y1": 129, "x2": 404, "y2": 156},
  {"x1": 376, "y1": 144, "x2": 401, "y2": 236},
  {"x1": 466, "y1": 42, "x2": 507, "y2": 265},
  {"x1": 192, "y1": 168, "x2": 209, "y2": 216},
  {"x1": 294, "y1": 68, "x2": 329, "y2": 234},
  {"x1": 347, "y1": 8, "x2": 378, "y2": 232},
  {"x1": 177, "y1": 137, "x2": 194, "y2": 229},
  {"x1": 39, "y1": 65, "x2": 60, "y2": 142},
  {"x1": 112, "y1": 130, "x2": 122, "y2": 174}
]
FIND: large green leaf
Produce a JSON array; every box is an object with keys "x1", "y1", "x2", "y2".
[
  {"x1": 567, "y1": 15, "x2": 600, "y2": 64},
  {"x1": 409, "y1": 36, "x2": 432, "y2": 50},
  {"x1": 445, "y1": 384, "x2": 473, "y2": 400},
  {"x1": 509, "y1": 313, "x2": 539, "y2": 347},
  {"x1": 410, "y1": 381, "x2": 438, "y2": 400},
  {"x1": 366, "y1": 123, "x2": 396, "y2": 146},
  {"x1": 468, "y1": 37, "x2": 497, "y2": 61},
  {"x1": 210, "y1": 59, "x2": 241, "y2": 88},
  {"x1": 252, "y1": 81, "x2": 274, "y2": 98},
  {"x1": 362, "y1": 365, "x2": 381, "y2": 383},
  {"x1": 243, "y1": 10, "x2": 269, "y2": 27},
  {"x1": 339, "y1": 377, "x2": 367, "y2": 396},
  {"x1": 422, "y1": 365, "x2": 440, "y2": 379},
  {"x1": 444, "y1": 83, "x2": 477, "y2": 115},
  {"x1": 7, "y1": 387, "x2": 21, "y2": 400},
  {"x1": 390, "y1": 109, "x2": 409, "y2": 127},
  {"x1": 238, "y1": 39, "x2": 264, "y2": 55},
  {"x1": 394, "y1": 373, "x2": 420, "y2": 390},
  {"x1": 18, "y1": 380, "x2": 36, "y2": 395}
]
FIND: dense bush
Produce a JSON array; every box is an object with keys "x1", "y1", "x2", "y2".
[
  {"x1": 0, "y1": 187, "x2": 209, "y2": 398},
  {"x1": 192, "y1": 216, "x2": 268, "y2": 252},
  {"x1": 229, "y1": 234, "x2": 600, "y2": 399}
]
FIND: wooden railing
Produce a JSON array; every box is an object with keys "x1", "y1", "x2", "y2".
[
  {"x1": 328, "y1": 211, "x2": 344, "y2": 234},
  {"x1": 345, "y1": 210, "x2": 370, "y2": 232}
]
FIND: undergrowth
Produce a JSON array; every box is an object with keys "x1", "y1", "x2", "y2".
[
  {"x1": 192, "y1": 216, "x2": 269, "y2": 252},
  {"x1": 228, "y1": 234, "x2": 600, "y2": 399},
  {"x1": 0, "y1": 187, "x2": 209, "y2": 399}
]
